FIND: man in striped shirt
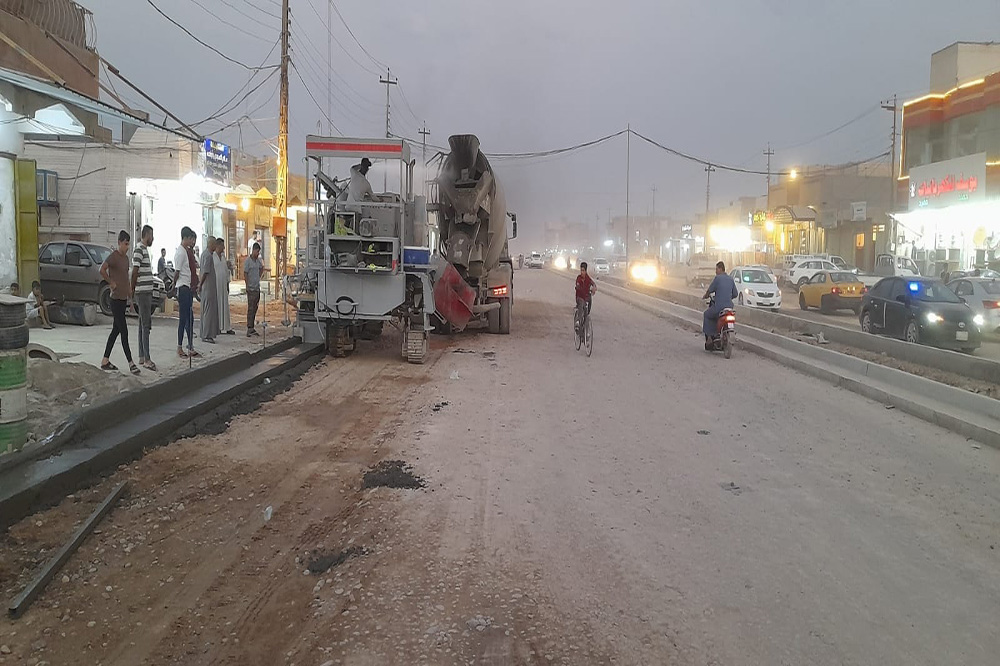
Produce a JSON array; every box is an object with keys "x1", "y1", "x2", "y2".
[{"x1": 131, "y1": 224, "x2": 157, "y2": 371}]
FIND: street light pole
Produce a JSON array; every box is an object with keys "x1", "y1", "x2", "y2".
[{"x1": 625, "y1": 124, "x2": 631, "y2": 266}]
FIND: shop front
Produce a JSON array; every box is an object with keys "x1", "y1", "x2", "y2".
[{"x1": 892, "y1": 153, "x2": 999, "y2": 277}]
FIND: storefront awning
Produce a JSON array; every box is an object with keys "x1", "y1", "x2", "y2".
[
  {"x1": 773, "y1": 205, "x2": 817, "y2": 224},
  {"x1": 0, "y1": 65, "x2": 200, "y2": 142}
]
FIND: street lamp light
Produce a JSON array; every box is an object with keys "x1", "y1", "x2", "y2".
[{"x1": 789, "y1": 169, "x2": 798, "y2": 180}]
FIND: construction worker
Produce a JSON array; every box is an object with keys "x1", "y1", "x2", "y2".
[{"x1": 346, "y1": 157, "x2": 375, "y2": 203}]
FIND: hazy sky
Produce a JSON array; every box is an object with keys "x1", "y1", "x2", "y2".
[{"x1": 92, "y1": 0, "x2": 1000, "y2": 245}]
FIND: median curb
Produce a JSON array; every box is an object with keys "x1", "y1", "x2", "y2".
[{"x1": 554, "y1": 269, "x2": 1000, "y2": 449}]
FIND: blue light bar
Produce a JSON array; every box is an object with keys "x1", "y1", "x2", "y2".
[{"x1": 908, "y1": 282, "x2": 920, "y2": 293}]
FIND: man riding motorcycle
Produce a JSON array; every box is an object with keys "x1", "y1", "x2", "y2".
[{"x1": 702, "y1": 260, "x2": 737, "y2": 342}]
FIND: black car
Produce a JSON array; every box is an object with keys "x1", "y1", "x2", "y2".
[{"x1": 858, "y1": 277, "x2": 981, "y2": 352}]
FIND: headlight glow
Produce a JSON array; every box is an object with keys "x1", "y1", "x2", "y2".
[
  {"x1": 554, "y1": 256, "x2": 568, "y2": 270},
  {"x1": 925, "y1": 312, "x2": 943, "y2": 324},
  {"x1": 744, "y1": 288, "x2": 753, "y2": 296},
  {"x1": 973, "y1": 314, "x2": 985, "y2": 327},
  {"x1": 630, "y1": 263, "x2": 658, "y2": 283}
]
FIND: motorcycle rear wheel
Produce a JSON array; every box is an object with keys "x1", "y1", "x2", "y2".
[{"x1": 722, "y1": 330, "x2": 733, "y2": 359}]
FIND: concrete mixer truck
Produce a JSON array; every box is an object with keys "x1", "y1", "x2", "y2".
[{"x1": 431, "y1": 134, "x2": 518, "y2": 335}]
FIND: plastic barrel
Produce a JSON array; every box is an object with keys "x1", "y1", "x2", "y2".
[{"x1": 0, "y1": 303, "x2": 29, "y2": 454}]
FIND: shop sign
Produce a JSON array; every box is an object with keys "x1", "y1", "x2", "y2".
[
  {"x1": 201, "y1": 139, "x2": 232, "y2": 186},
  {"x1": 852, "y1": 202, "x2": 867, "y2": 222},
  {"x1": 750, "y1": 210, "x2": 772, "y2": 226},
  {"x1": 908, "y1": 153, "x2": 986, "y2": 210},
  {"x1": 680, "y1": 224, "x2": 693, "y2": 238}
]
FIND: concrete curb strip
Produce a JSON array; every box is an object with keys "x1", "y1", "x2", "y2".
[{"x1": 558, "y1": 270, "x2": 1000, "y2": 449}]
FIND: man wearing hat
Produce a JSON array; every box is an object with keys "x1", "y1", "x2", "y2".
[{"x1": 346, "y1": 157, "x2": 375, "y2": 203}]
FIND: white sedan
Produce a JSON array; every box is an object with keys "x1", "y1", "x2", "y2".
[{"x1": 731, "y1": 266, "x2": 782, "y2": 311}]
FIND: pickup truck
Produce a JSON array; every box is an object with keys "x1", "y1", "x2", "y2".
[{"x1": 685, "y1": 254, "x2": 718, "y2": 288}]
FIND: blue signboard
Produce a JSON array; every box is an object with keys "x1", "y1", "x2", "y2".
[{"x1": 202, "y1": 139, "x2": 232, "y2": 186}]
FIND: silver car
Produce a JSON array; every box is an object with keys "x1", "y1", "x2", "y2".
[
  {"x1": 39, "y1": 241, "x2": 162, "y2": 316},
  {"x1": 948, "y1": 277, "x2": 1000, "y2": 335}
]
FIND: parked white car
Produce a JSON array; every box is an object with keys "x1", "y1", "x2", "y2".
[
  {"x1": 731, "y1": 266, "x2": 782, "y2": 310},
  {"x1": 949, "y1": 277, "x2": 1000, "y2": 335},
  {"x1": 787, "y1": 258, "x2": 839, "y2": 291}
]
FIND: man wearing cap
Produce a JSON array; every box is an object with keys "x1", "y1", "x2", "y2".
[{"x1": 346, "y1": 157, "x2": 375, "y2": 203}]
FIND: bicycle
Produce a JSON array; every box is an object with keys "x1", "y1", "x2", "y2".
[{"x1": 574, "y1": 301, "x2": 593, "y2": 357}]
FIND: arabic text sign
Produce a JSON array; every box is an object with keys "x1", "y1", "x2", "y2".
[
  {"x1": 202, "y1": 139, "x2": 232, "y2": 186},
  {"x1": 908, "y1": 153, "x2": 986, "y2": 210}
]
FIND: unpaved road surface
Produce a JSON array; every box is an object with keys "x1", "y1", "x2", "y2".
[{"x1": 2, "y1": 269, "x2": 998, "y2": 665}]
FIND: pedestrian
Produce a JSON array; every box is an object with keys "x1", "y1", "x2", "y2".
[
  {"x1": 26, "y1": 281, "x2": 55, "y2": 329},
  {"x1": 100, "y1": 230, "x2": 140, "y2": 375},
  {"x1": 215, "y1": 238, "x2": 234, "y2": 334},
  {"x1": 157, "y1": 247, "x2": 167, "y2": 276},
  {"x1": 199, "y1": 237, "x2": 220, "y2": 344},
  {"x1": 244, "y1": 241, "x2": 266, "y2": 337},
  {"x1": 131, "y1": 224, "x2": 157, "y2": 371},
  {"x1": 173, "y1": 226, "x2": 200, "y2": 358}
]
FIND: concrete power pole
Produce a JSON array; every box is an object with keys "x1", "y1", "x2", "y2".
[
  {"x1": 625, "y1": 124, "x2": 631, "y2": 265},
  {"x1": 380, "y1": 68, "x2": 398, "y2": 192},
  {"x1": 881, "y1": 95, "x2": 898, "y2": 213},
  {"x1": 327, "y1": 1, "x2": 333, "y2": 135},
  {"x1": 276, "y1": 0, "x2": 289, "y2": 300},
  {"x1": 418, "y1": 123, "x2": 430, "y2": 198},
  {"x1": 763, "y1": 143, "x2": 774, "y2": 209},
  {"x1": 704, "y1": 164, "x2": 716, "y2": 216}
]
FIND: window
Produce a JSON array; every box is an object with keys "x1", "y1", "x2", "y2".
[
  {"x1": 912, "y1": 281, "x2": 961, "y2": 303},
  {"x1": 39, "y1": 243, "x2": 64, "y2": 265},
  {"x1": 870, "y1": 279, "x2": 892, "y2": 298},
  {"x1": 739, "y1": 270, "x2": 770, "y2": 284},
  {"x1": 65, "y1": 244, "x2": 85, "y2": 267},
  {"x1": 812, "y1": 273, "x2": 827, "y2": 284},
  {"x1": 829, "y1": 272, "x2": 857, "y2": 283},
  {"x1": 822, "y1": 262, "x2": 838, "y2": 271},
  {"x1": 953, "y1": 281, "x2": 973, "y2": 297},
  {"x1": 86, "y1": 245, "x2": 112, "y2": 265},
  {"x1": 982, "y1": 281, "x2": 1000, "y2": 296},
  {"x1": 889, "y1": 280, "x2": 909, "y2": 302}
]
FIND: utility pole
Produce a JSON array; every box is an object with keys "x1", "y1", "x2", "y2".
[
  {"x1": 881, "y1": 95, "x2": 898, "y2": 213},
  {"x1": 380, "y1": 68, "x2": 398, "y2": 191},
  {"x1": 763, "y1": 143, "x2": 774, "y2": 209},
  {"x1": 327, "y1": 1, "x2": 333, "y2": 135},
  {"x1": 275, "y1": 0, "x2": 289, "y2": 301},
  {"x1": 418, "y1": 122, "x2": 430, "y2": 198},
  {"x1": 704, "y1": 164, "x2": 716, "y2": 216},
  {"x1": 625, "y1": 124, "x2": 631, "y2": 265}
]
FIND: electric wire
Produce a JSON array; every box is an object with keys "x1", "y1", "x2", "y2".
[
  {"x1": 330, "y1": 1, "x2": 386, "y2": 70},
  {"x1": 145, "y1": 0, "x2": 276, "y2": 71},
  {"x1": 290, "y1": 60, "x2": 343, "y2": 134},
  {"x1": 179, "y1": 0, "x2": 273, "y2": 42},
  {"x1": 298, "y1": 0, "x2": 381, "y2": 76}
]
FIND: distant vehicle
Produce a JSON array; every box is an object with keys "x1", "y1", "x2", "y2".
[
  {"x1": 948, "y1": 277, "x2": 1000, "y2": 335},
  {"x1": 873, "y1": 253, "x2": 921, "y2": 279},
  {"x1": 39, "y1": 241, "x2": 162, "y2": 316},
  {"x1": 859, "y1": 277, "x2": 981, "y2": 353},
  {"x1": 786, "y1": 258, "x2": 839, "y2": 291},
  {"x1": 592, "y1": 257, "x2": 610, "y2": 277},
  {"x1": 527, "y1": 252, "x2": 544, "y2": 268},
  {"x1": 685, "y1": 254, "x2": 717, "y2": 288},
  {"x1": 828, "y1": 255, "x2": 849, "y2": 270},
  {"x1": 629, "y1": 254, "x2": 660, "y2": 284},
  {"x1": 798, "y1": 271, "x2": 866, "y2": 314},
  {"x1": 731, "y1": 266, "x2": 781, "y2": 311},
  {"x1": 948, "y1": 268, "x2": 1000, "y2": 281}
]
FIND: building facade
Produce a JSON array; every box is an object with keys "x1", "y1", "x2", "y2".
[{"x1": 894, "y1": 57, "x2": 1000, "y2": 276}]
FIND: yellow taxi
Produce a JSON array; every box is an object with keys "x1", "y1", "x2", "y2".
[{"x1": 798, "y1": 270, "x2": 866, "y2": 314}]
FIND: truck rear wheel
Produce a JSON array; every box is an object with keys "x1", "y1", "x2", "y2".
[
  {"x1": 327, "y1": 325, "x2": 355, "y2": 358},
  {"x1": 498, "y1": 298, "x2": 511, "y2": 334},
  {"x1": 487, "y1": 299, "x2": 501, "y2": 334}
]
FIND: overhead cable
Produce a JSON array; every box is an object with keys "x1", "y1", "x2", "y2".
[
  {"x1": 145, "y1": 0, "x2": 277, "y2": 71},
  {"x1": 291, "y1": 60, "x2": 343, "y2": 134}
]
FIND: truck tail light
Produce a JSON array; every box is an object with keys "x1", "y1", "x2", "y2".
[
  {"x1": 491, "y1": 285, "x2": 509, "y2": 297},
  {"x1": 984, "y1": 300, "x2": 1000, "y2": 310}
]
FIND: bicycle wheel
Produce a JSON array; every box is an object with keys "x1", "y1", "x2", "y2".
[
  {"x1": 574, "y1": 312, "x2": 582, "y2": 350},
  {"x1": 584, "y1": 316, "x2": 594, "y2": 357}
]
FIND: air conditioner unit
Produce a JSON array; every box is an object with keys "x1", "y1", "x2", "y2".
[{"x1": 36, "y1": 169, "x2": 58, "y2": 206}]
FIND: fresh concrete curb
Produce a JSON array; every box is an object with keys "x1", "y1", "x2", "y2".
[{"x1": 557, "y1": 270, "x2": 1000, "y2": 449}]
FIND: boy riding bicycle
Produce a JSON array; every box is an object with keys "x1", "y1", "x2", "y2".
[{"x1": 574, "y1": 261, "x2": 597, "y2": 333}]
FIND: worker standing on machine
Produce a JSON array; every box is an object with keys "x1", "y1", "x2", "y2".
[{"x1": 343, "y1": 157, "x2": 374, "y2": 203}]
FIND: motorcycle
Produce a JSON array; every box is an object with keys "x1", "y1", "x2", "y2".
[
  {"x1": 158, "y1": 262, "x2": 177, "y2": 300},
  {"x1": 704, "y1": 297, "x2": 736, "y2": 359}
]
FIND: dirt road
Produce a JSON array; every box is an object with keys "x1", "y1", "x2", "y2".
[{"x1": 2, "y1": 270, "x2": 998, "y2": 665}]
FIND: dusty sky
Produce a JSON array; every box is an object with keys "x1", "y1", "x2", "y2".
[{"x1": 92, "y1": 0, "x2": 1000, "y2": 246}]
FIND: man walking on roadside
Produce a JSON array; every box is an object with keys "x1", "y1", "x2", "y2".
[
  {"x1": 215, "y1": 238, "x2": 234, "y2": 334},
  {"x1": 100, "y1": 230, "x2": 140, "y2": 375},
  {"x1": 199, "y1": 237, "x2": 220, "y2": 344},
  {"x1": 173, "y1": 226, "x2": 200, "y2": 359},
  {"x1": 131, "y1": 224, "x2": 157, "y2": 371},
  {"x1": 244, "y1": 241, "x2": 266, "y2": 337}
]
